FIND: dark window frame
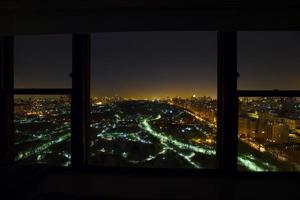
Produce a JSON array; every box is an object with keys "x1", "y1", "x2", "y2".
[
  {"x1": 0, "y1": 36, "x2": 73, "y2": 166},
  {"x1": 237, "y1": 32, "x2": 300, "y2": 174},
  {"x1": 83, "y1": 31, "x2": 237, "y2": 173},
  {"x1": 0, "y1": 36, "x2": 14, "y2": 164},
  {"x1": 1, "y1": 32, "x2": 236, "y2": 174},
  {"x1": 237, "y1": 90, "x2": 300, "y2": 174},
  {"x1": 2, "y1": 31, "x2": 299, "y2": 176}
]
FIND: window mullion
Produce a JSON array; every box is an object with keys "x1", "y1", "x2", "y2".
[
  {"x1": 0, "y1": 36, "x2": 14, "y2": 163},
  {"x1": 71, "y1": 34, "x2": 91, "y2": 168},
  {"x1": 217, "y1": 32, "x2": 238, "y2": 173}
]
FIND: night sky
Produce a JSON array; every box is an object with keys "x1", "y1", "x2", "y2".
[
  {"x1": 238, "y1": 31, "x2": 300, "y2": 90},
  {"x1": 14, "y1": 35, "x2": 72, "y2": 88},
  {"x1": 14, "y1": 31, "x2": 300, "y2": 99},
  {"x1": 91, "y1": 32, "x2": 216, "y2": 99}
]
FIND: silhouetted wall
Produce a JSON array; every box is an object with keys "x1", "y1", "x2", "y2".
[{"x1": 1, "y1": 1, "x2": 300, "y2": 200}]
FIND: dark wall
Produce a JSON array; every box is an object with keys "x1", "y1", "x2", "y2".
[
  {"x1": 26, "y1": 170, "x2": 300, "y2": 200},
  {"x1": 1, "y1": 0, "x2": 300, "y2": 35},
  {"x1": 1, "y1": 1, "x2": 300, "y2": 200}
]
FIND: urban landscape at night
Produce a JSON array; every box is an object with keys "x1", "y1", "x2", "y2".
[
  {"x1": 14, "y1": 96, "x2": 71, "y2": 166},
  {"x1": 238, "y1": 97, "x2": 300, "y2": 171},
  {"x1": 15, "y1": 95, "x2": 218, "y2": 169},
  {"x1": 14, "y1": 95, "x2": 300, "y2": 171},
  {"x1": 89, "y1": 96, "x2": 217, "y2": 168},
  {"x1": 12, "y1": 32, "x2": 300, "y2": 172},
  {"x1": 3, "y1": 3, "x2": 300, "y2": 200}
]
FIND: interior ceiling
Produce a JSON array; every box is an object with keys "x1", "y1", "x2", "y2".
[
  {"x1": 1, "y1": 0, "x2": 300, "y2": 34},
  {"x1": 1, "y1": 0, "x2": 300, "y2": 11}
]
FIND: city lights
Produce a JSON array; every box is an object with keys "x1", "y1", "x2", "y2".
[
  {"x1": 89, "y1": 96, "x2": 217, "y2": 168},
  {"x1": 238, "y1": 97, "x2": 300, "y2": 171},
  {"x1": 14, "y1": 95, "x2": 300, "y2": 171}
]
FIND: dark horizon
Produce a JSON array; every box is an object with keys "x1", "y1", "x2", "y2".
[{"x1": 14, "y1": 31, "x2": 300, "y2": 99}]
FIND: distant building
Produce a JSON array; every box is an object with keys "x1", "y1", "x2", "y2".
[
  {"x1": 239, "y1": 110, "x2": 290, "y2": 144},
  {"x1": 238, "y1": 117, "x2": 258, "y2": 138},
  {"x1": 284, "y1": 118, "x2": 300, "y2": 130},
  {"x1": 270, "y1": 122, "x2": 289, "y2": 143},
  {"x1": 14, "y1": 104, "x2": 26, "y2": 115},
  {"x1": 184, "y1": 100, "x2": 192, "y2": 109}
]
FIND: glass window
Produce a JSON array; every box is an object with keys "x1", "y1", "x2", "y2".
[
  {"x1": 238, "y1": 31, "x2": 300, "y2": 90},
  {"x1": 14, "y1": 95, "x2": 71, "y2": 166},
  {"x1": 14, "y1": 34, "x2": 72, "y2": 88},
  {"x1": 238, "y1": 97, "x2": 300, "y2": 171},
  {"x1": 89, "y1": 31, "x2": 217, "y2": 169}
]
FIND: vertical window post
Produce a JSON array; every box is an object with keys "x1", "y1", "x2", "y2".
[
  {"x1": 217, "y1": 32, "x2": 238, "y2": 173},
  {"x1": 72, "y1": 34, "x2": 90, "y2": 168},
  {"x1": 0, "y1": 36, "x2": 14, "y2": 163}
]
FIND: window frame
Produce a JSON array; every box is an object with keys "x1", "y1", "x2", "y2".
[
  {"x1": 237, "y1": 31, "x2": 300, "y2": 173},
  {"x1": 1, "y1": 35, "x2": 73, "y2": 166},
  {"x1": 3, "y1": 31, "x2": 299, "y2": 176},
  {"x1": 1, "y1": 32, "x2": 235, "y2": 173},
  {"x1": 85, "y1": 31, "x2": 234, "y2": 172}
]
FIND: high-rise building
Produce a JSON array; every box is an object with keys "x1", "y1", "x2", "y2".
[{"x1": 271, "y1": 122, "x2": 289, "y2": 143}]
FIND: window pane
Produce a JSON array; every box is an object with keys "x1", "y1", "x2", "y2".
[
  {"x1": 15, "y1": 95, "x2": 71, "y2": 166},
  {"x1": 14, "y1": 34, "x2": 72, "y2": 88},
  {"x1": 89, "y1": 31, "x2": 217, "y2": 169},
  {"x1": 238, "y1": 97, "x2": 300, "y2": 171},
  {"x1": 238, "y1": 32, "x2": 300, "y2": 90}
]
